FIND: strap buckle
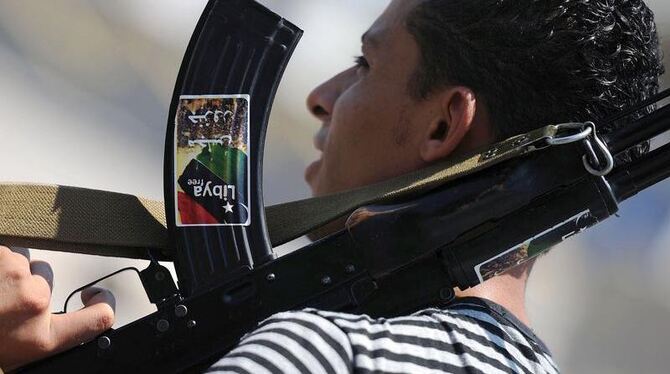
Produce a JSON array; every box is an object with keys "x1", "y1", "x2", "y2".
[{"x1": 547, "y1": 122, "x2": 614, "y2": 176}]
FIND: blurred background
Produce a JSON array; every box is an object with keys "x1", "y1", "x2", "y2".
[{"x1": 0, "y1": 0, "x2": 669, "y2": 372}]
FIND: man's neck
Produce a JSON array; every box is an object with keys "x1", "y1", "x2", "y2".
[{"x1": 454, "y1": 262, "x2": 532, "y2": 326}]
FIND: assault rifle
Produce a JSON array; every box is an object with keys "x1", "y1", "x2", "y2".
[{"x1": 9, "y1": 0, "x2": 670, "y2": 372}]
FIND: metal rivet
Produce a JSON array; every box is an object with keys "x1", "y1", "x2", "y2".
[
  {"x1": 97, "y1": 336, "x2": 111, "y2": 350},
  {"x1": 266, "y1": 273, "x2": 276, "y2": 282},
  {"x1": 483, "y1": 148, "x2": 499, "y2": 160},
  {"x1": 157, "y1": 319, "x2": 170, "y2": 333},
  {"x1": 175, "y1": 305, "x2": 188, "y2": 318},
  {"x1": 222, "y1": 293, "x2": 233, "y2": 304},
  {"x1": 577, "y1": 213, "x2": 592, "y2": 230},
  {"x1": 321, "y1": 276, "x2": 332, "y2": 285},
  {"x1": 345, "y1": 265, "x2": 356, "y2": 273},
  {"x1": 512, "y1": 136, "x2": 529, "y2": 146},
  {"x1": 187, "y1": 320, "x2": 197, "y2": 328}
]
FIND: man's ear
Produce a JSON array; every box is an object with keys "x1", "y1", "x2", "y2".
[{"x1": 420, "y1": 87, "x2": 477, "y2": 162}]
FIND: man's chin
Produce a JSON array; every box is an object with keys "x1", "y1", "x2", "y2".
[
  {"x1": 305, "y1": 180, "x2": 319, "y2": 197},
  {"x1": 304, "y1": 175, "x2": 326, "y2": 198},
  {"x1": 304, "y1": 159, "x2": 322, "y2": 189}
]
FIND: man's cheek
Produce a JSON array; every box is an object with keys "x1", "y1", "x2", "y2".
[{"x1": 335, "y1": 114, "x2": 367, "y2": 151}]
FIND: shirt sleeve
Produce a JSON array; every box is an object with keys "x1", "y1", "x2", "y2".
[{"x1": 206, "y1": 310, "x2": 354, "y2": 374}]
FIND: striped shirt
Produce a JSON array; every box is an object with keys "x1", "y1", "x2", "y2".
[{"x1": 207, "y1": 297, "x2": 558, "y2": 373}]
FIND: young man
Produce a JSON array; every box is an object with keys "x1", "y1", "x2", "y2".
[
  {"x1": 0, "y1": 0, "x2": 662, "y2": 372},
  {"x1": 208, "y1": 0, "x2": 662, "y2": 372}
]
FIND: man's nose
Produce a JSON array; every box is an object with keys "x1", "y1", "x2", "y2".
[{"x1": 306, "y1": 68, "x2": 355, "y2": 122}]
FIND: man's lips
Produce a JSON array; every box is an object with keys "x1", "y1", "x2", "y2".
[{"x1": 314, "y1": 126, "x2": 328, "y2": 152}]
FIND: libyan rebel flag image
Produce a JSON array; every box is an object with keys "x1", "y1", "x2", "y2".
[
  {"x1": 177, "y1": 144, "x2": 249, "y2": 226},
  {"x1": 174, "y1": 95, "x2": 250, "y2": 227}
]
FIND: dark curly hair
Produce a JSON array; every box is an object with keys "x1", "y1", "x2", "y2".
[{"x1": 406, "y1": 0, "x2": 664, "y2": 159}]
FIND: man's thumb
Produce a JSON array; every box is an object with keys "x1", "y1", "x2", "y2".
[{"x1": 50, "y1": 287, "x2": 115, "y2": 351}]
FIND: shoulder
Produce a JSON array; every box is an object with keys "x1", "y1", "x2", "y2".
[
  {"x1": 417, "y1": 298, "x2": 560, "y2": 374},
  {"x1": 207, "y1": 310, "x2": 353, "y2": 374},
  {"x1": 439, "y1": 297, "x2": 556, "y2": 360},
  {"x1": 309, "y1": 299, "x2": 559, "y2": 374},
  {"x1": 208, "y1": 299, "x2": 559, "y2": 374}
]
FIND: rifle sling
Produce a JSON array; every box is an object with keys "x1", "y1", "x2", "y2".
[
  {"x1": 0, "y1": 126, "x2": 556, "y2": 260},
  {"x1": 0, "y1": 184, "x2": 169, "y2": 260}
]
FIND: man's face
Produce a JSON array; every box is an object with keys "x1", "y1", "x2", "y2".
[{"x1": 305, "y1": 0, "x2": 434, "y2": 196}]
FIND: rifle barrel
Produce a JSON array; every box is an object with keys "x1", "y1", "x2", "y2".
[
  {"x1": 603, "y1": 101, "x2": 670, "y2": 154},
  {"x1": 610, "y1": 141, "x2": 670, "y2": 201}
]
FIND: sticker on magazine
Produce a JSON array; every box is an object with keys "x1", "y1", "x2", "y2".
[
  {"x1": 474, "y1": 210, "x2": 595, "y2": 283},
  {"x1": 174, "y1": 95, "x2": 250, "y2": 226}
]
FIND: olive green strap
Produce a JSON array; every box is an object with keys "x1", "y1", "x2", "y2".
[
  {"x1": 266, "y1": 126, "x2": 556, "y2": 245},
  {"x1": 0, "y1": 184, "x2": 169, "y2": 260},
  {"x1": 0, "y1": 126, "x2": 557, "y2": 258}
]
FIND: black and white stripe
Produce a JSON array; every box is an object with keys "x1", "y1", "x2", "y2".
[{"x1": 208, "y1": 298, "x2": 558, "y2": 373}]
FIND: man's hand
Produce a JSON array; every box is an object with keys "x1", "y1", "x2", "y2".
[{"x1": 0, "y1": 246, "x2": 115, "y2": 371}]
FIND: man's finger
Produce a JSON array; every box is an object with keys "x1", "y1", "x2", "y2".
[
  {"x1": 29, "y1": 260, "x2": 54, "y2": 292},
  {"x1": 81, "y1": 287, "x2": 116, "y2": 312},
  {"x1": 50, "y1": 289, "x2": 115, "y2": 351},
  {"x1": 9, "y1": 246, "x2": 30, "y2": 261},
  {"x1": 80, "y1": 286, "x2": 104, "y2": 306}
]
